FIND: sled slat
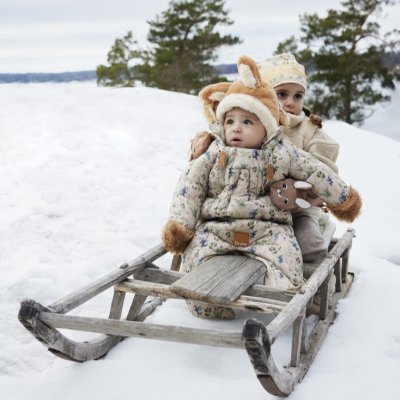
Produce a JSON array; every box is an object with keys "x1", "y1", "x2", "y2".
[
  {"x1": 136, "y1": 267, "x2": 297, "y2": 302},
  {"x1": 116, "y1": 279, "x2": 286, "y2": 313},
  {"x1": 49, "y1": 244, "x2": 166, "y2": 314},
  {"x1": 266, "y1": 228, "x2": 355, "y2": 343},
  {"x1": 39, "y1": 312, "x2": 244, "y2": 348},
  {"x1": 170, "y1": 255, "x2": 267, "y2": 305}
]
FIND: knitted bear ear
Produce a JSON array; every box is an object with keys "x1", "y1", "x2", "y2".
[
  {"x1": 237, "y1": 55, "x2": 263, "y2": 89},
  {"x1": 199, "y1": 82, "x2": 231, "y2": 124}
]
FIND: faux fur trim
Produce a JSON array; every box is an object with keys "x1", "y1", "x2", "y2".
[
  {"x1": 199, "y1": 82, "x2": 231, "y2": 124},
  {"x1": 327, "y1": 187, "x2": 362, "y2": 222},
  {"x1": 162, "y1": 220, "x2": 195, "y2": 254},
  {"x1": 216, "y1": 93, "x2": 279, "y2": 136}
]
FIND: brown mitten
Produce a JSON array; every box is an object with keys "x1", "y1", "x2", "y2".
[
  {"x1": 162, "y1": 220, "x2": 195, "y2": 254},
  {"x1": 189, "y1": 131, "x2": 214, "y2": 161},
  {"x1": 327, "y1": 187, "x2": 362, "y2": 222},
  {"x1": 270, "y1": 178, "x2": 321, "y2": 210}
]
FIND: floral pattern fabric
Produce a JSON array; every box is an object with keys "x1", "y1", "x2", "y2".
[{"x1": 168, "y1": 125, "x2": 350, "y2": 289}]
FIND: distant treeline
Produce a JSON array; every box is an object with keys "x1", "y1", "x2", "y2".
[
  {"x1": 0, "y1": 71, "x2": 97, "y2": 83},
  {"x1": 1, "y1": 53, "x2": 398, "y2": 84},
  {"x1": 0, "y1": 65, "x2": 237, "y2": 84}
]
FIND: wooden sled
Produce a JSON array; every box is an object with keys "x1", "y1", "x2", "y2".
[{"x1": 18, "y1": 227, "x2": 355, "y2": 397}]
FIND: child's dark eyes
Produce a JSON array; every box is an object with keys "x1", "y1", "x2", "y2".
[
  {"x1": 243, "y1": 119, "x2": 253, "y2": 125},
  {"x1": 225, "y1": 118, "x2": 234, "y2": 124},
  {"x1": 276, "y1": 91, "x2": 288, "y2": 99},
  {"x1": 294, "y1": 93, "x2": 304, "y2": 100}
]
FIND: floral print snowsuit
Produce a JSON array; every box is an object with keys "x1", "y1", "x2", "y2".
[{"x1": 168, "y1": 123, "x2": 349, "y2": 289}]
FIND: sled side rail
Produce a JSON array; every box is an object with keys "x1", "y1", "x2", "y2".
[
  {"x1": 49, "y1": 244, "x2": 166, "y2": 314},
  {"x1": 266, "y1": 227, "x2": 355, "y2": 344}
]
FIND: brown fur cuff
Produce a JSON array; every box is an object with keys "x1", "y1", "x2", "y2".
[
  {"x1": 162, "y1": 220, "x2": 195, "y2": 254},
  {"x1": 327, "y1": 187, "x2": 362, "y2": 222}
]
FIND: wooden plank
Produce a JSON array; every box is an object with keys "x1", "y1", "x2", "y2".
[
  {"x1": 39, "y1": 312, "x2": 244, "y2": 348},
  {"x1": 116, "y1": 279, "x2": 286, "y2": 313},
  {"x1": 126, "y1": 295, "x2": 147, "y2": 321},
  {"x1": 334, "y1": 259, "x2": 342, "y2": 292},
  {"x1": 170, "y1": 255, "x2": 267, "y2": 305},
  {"x1": 319, "y1": 273, "x2": 331, "y2": 320},
  {"x1": 243, "y1": 272, "x2": 355, "y2": 397},
  {"x1": 49, "y1": 244, "x2": 166, "y2": 314},
  {"x1": 266, "y1": 228, "x2": 355, "y2": 343},
  {"x1": 290, "y1": 312, "x2": 305, "y2": 367},
  {"x1": 108, "y1": 290, "x2": 126, "y2": 319},
  {"x1": 170, "y1": 255, "x2": 181, "y2": 271},
  {"x1": 136, "y1": 267, "x2": 297, "y2": 302},
  {"x1": 135, "y1": 267, "x2": 183, "y2": 285}
]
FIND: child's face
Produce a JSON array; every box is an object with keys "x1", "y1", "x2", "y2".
[
  {"x1": 224, "y1": 108, "x2": 266, "y2": 149},
  {"x1": 274, "y1": 83, "x2": 305, "y2": 116}
]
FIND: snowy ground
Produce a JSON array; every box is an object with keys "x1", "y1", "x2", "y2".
[{"x1": 1, "y1": 82, "x2": 399, "y2": 400}]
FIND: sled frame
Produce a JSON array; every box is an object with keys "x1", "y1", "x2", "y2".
[{"x1": 18, "y1": 228, "x2": 355, "y2": 396}]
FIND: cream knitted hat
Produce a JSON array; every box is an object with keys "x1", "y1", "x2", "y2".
[{"x1": 258, "y1": 53, "x2": 307, "y2": 90}]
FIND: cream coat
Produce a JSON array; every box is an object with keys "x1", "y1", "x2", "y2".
[{"x1": 284, "y1": 112, "x2": 339, "y2": 172}]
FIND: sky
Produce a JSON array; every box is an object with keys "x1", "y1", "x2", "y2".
[
  {"x1": 1, "y1": 0, "x2": 399, "y2": 73},
  {"x1": 0, "y1": 81, "x2": 399, "y2": 399}
]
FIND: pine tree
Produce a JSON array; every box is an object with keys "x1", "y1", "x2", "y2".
[
  {"x1": 97, "y1": 31, "x2": 142, "y2": 87},
  {"x1": 137, "y1": 0, "x2": 241, "y2": 94},
  {"x1": 276, "y1": 0, "x2": 400, "y2": 124}
]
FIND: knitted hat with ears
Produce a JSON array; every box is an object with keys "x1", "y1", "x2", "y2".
[{"x1": 199, "y1": 55, "x2": 289, "y2": 138}]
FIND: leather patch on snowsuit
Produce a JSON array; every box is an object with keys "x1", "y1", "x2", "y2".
[{"x1": 233, "y1": 231, "x2": 250, "y2": 247}]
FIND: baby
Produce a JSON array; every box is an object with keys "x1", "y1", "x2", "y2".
[{"x1": 162, "y1": 55, "x2": 361, "y2": 317}]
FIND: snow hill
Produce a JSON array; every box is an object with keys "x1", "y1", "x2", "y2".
[{"x1": 1, "y1": 82, "x2": 399, "y2": 400}]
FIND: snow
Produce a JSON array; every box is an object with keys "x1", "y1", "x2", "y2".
[{"x1": 1, "y1": 82, "x2": 400, "y2": 399}]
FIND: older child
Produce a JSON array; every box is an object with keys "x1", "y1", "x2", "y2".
[
  {"x1": 162, "y1": 56, "x2": 361, "y2": 308},
  {"x1": 258, "y1": 53, "x2": 339, "y2": 264}
]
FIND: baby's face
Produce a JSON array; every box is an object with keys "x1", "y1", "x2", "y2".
[
  {"x1": 224, "y1": 108, "x2": 266, "y2": 149},
  {"x1": 274, "y1": 83, "x2": 305, "y2": 116}
]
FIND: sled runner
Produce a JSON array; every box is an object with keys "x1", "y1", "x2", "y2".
[{"x1": 18, "y1": 227, "x2": 355, "y2": 397}]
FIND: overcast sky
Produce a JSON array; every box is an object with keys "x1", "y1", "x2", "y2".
[{"x1": 1, "y1": 0, "x2": 399, "y2": 73}]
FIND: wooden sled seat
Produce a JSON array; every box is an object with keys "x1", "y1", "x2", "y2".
[
  {"x1": 18, "y1": 228, "x2": 356, "y2": 397},
  {"x1": 170, "y1": 255, "x2": 267, "y2": 305}
]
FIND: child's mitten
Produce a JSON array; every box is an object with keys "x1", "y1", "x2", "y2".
[{"x1": 162, "y1": 220, "x2": 195, "y2": 254}]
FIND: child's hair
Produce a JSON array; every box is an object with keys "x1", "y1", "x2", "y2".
[{"x1": 258, "y1": 53, "x2": 307, "y2": 90}]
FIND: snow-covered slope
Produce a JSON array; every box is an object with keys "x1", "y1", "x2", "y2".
[{"x1": 1, "y1": 82, "x2": 399, "y2": 399}]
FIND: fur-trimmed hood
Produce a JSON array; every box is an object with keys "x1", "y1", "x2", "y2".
[{"x1": 199, "y1": 55, "x2": 289, "y2": 143}]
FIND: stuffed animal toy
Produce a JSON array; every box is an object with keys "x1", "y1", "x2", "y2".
[{"x1": 269, "y1": 178, "x2": 323, "y2": 210}]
